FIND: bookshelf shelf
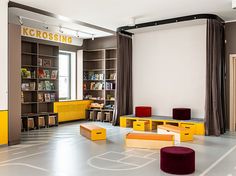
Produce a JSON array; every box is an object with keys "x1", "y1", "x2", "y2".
[
  {"x1": 21, "y1": 40, "x2": 59, "y2": 131},
  {"x1": 82, "y1": 48, "x2": 117, "y2": 123}
]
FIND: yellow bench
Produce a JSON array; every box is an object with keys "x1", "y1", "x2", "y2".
[
  {"x1": 125, "y1": 133, "x2": 174, "y2": 149},
  {"x1": 157, "y1": 125, "x2": 193, "y2": 142},
  {"x1": 80, "y1": 124, "x2": 106, "y2": 141}
]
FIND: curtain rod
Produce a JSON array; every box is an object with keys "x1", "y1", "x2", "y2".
[{"x1": 117, "y1": 14, "x2": 225, "y2": 32}]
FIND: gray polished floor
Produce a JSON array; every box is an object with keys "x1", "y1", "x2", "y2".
[{"x1": 0, "y1": 121, "x2": 236, "y2": 176}]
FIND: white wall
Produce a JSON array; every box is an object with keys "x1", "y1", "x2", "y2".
[
  {"x1": 0, "y1": 0, "x2": 8, "y2": 110},
  {"x1": 133, "y1": 21, "x2": 206, "y2": 118}
]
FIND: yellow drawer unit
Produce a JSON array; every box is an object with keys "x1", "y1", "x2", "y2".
[
  {"x1": 80, "y1": 124, "x2": 106, "y2": 141},
  {"x1": 120, "y1": 117, "x2": 136, "y2": 128},
  {"x1": 157, "y1": 125, "x2": 193, "y2": 142},
  {"x1": 0, "y1": 111, "x2": 8, "y2": 145},
  {"x1": 133, "y1": 121, "x2": 150, "y2": 131},
  {"x1": 180, "y1": 123, "x2": 196, "y2": 134}
]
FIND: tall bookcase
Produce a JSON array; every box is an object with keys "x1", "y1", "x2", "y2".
[
  {"x1": 83, "y1": 48, "x2": 117, "y2": 122},
  {"x1": 21, "y1": 40, "x2": 59, "y2": 131}
]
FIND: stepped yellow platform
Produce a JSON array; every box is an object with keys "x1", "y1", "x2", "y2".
[
  {"x1": 120, "y1": 115, "x2": 205, "y2": 135},
  {"x1": 133, "y1": 121, "x2": 150, "y2": 131},
  {"x1": 158, "y1": 125, "x2": 193, "y2": 142},
  {"x1": 80, "y1": 124, "x2": 106, "y2": 141},
  {"x1": 125, "y1": 133, "x2": 174, "y2": 149}
]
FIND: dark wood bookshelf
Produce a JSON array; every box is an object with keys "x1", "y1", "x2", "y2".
[
  {"x1": 21, "y1": 40, "x2": 59, "y2": 131},
  {"x1": 83, "y1": 48, "x2": 117, "y2": 123}
]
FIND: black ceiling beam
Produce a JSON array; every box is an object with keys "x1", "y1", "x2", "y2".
[{"x1": 117, "y1": 14, "x2": 224, "y2": 32}]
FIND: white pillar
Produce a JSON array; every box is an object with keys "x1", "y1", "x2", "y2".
[{"x1": 0, "y1": 0, "x2": 8, "y2": 110}]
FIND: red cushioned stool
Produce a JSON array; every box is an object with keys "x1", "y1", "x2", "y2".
[
  {"x1": 135, "y1": 106, "x2": 152, "y2": 117},
  {"x1": 173, "y1": 108, "x2": 191, "y2": 120},
  {"x1": 160, "y1": 146, "x2": 195, "y2": 175}
]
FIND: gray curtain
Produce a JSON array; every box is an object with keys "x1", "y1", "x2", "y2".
[
  {"x1": 205, "y1": 19, "x2": 226, "y2": 136},
  {"x1": 112, "y1": 32, "x2": 133, "y2": 126}
]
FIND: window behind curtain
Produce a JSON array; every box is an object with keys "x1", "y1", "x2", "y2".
[{"x1": 59, "y1": 52, "x2": 71, "y2": 100}]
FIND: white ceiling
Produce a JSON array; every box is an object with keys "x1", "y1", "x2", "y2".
[
  {"x1": 8, "y1": 8, "x2": 113, "y2": 39},
  {"x1": 11, "y1": 0, "x2": 236, "y2": 31}
]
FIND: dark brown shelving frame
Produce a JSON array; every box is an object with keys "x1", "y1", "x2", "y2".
[
  {"x1": 83, "y1": 48, "x2": 117, "y2": 122},
  {"x1": 21, "y1": 40, "x2": 59, "y2": 131}
]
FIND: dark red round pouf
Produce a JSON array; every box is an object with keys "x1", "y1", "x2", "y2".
[
  {"x1": 173, "y1": 108, "x2": 191, "y2": 120},
  {"x1": 160, "y1": 146, "x2": 195, "y2": 175}
]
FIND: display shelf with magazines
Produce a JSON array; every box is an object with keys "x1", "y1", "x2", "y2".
[
  {"x1": 82, "y1": 48, "x2": 117, "y2": 123},
  {"x1": 21, "y1": 40, "x2": 59, "y2": 131}
]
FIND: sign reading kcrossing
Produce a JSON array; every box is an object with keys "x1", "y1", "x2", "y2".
[{"x1": 21, "y1": 26, "x2": 83, "y2": 46}]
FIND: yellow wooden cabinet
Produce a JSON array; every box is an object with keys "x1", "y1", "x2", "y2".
[
  {"x1": 120, "y1": 115, "x2": 205, "y2": 135},
  {"x1": 54, "y1": 100, "x2": 92, "y2": 123},
  {"x1": 0, "y1": 111, "x2": 8, "y2": 145}
]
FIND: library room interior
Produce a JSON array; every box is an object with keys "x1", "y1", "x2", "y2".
[{"x1": 1, "y1": 0, "x2": 236, "y2": 175}]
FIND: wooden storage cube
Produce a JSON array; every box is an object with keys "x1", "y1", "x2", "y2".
[
  {"x1": 48, "y1": 115, "x2": 56, "y2": 126},
  {"x1": 27, "y1": 118, "x2": 35, "y2": 129},
  {"x1": 133, "y1": 121, "x2": 150, "y2": 131},
  {"x1": 89, "y1": 111, "x2": 95, "y2": 120},
  {"x1": 104, "y1": 112, "x2": 111, "y2": 122},
  {"x1": 21, "y1": 103, "x2": 37, "y2": 115},
  {"x1": 38, "y1": 116, "x2": 46, "y2": 128},
  {"x1": 96, "y1": 111, "x2": 102, "y2": 121}
]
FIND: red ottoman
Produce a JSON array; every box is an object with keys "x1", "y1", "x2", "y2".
[
  {"x1": 135, "y1": 106, "x2": 152, "y2": 117},
  {"x1": 173, "y1": 108, "x2": 191, "y2": 120},
  {"x1": 160, "y1": 146, "x2": 195, "y2": 175}
]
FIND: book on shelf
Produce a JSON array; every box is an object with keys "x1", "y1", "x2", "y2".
[
  {"x1": 44, "y1": 93, "x2": 51, "y2": 102},
  {"x1": 21, "y1": 83, "x2": 30, "y2": 91},
  {"x1": 50, "y1": 93, "x2": 56, "y2": 102},
  {"x1": 21, "y1": 92, "x2": 24, "y2": 102},
  {"x1": 38, "y1": 93, "x2": 44, "y2": 102},
  {"x1": 21, "y1": 68, "x2": 32, "y2": 78},
  {"x1": 38, "y1": 81, "x2": 44, "y2": 90},
  {"x1": 42, "y1": 59, "x2": 51, "y2": 67},
  {"x1": 43, "y1": 70, "x2": 50, "y2": 79},
  {"x1": 51, "y1": 70, "x2": 58, "y2": 79},
  {"x1": 29, "y1": 82, "x2": 36, "y2": 90},
  {"x1": 38, "y1": 68, "x2": 45, "y2": 78},
  {"x1": 109, "y1": 73, "x2": 116, "y2": 80},
  {"x1": 38, "y1": 58, "x2": 43, "y2": 66},
  {"x1": 45, "y1": 81, "x2": 51, "y2": 90}
]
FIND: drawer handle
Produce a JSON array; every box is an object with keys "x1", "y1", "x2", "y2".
[
  {"x1": 167, "y1": 130, "x2": 170, "y2": 132},
  {"x1": 96, "y1": 132, "x2": 102, "y2": 135},
  {"x1": 185, "y1": 133, "x2": 189, "y2": 135},
  {"x1": 137, "y1": 124, "x2": 141, "y2": 126},
  {"x1": 185, "y1": 127, "x2": 190, "y2": 129}
]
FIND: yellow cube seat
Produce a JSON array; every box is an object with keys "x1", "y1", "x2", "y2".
[{"x1": 80, "y1": 124, "x2": 106, "y2": 141}]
